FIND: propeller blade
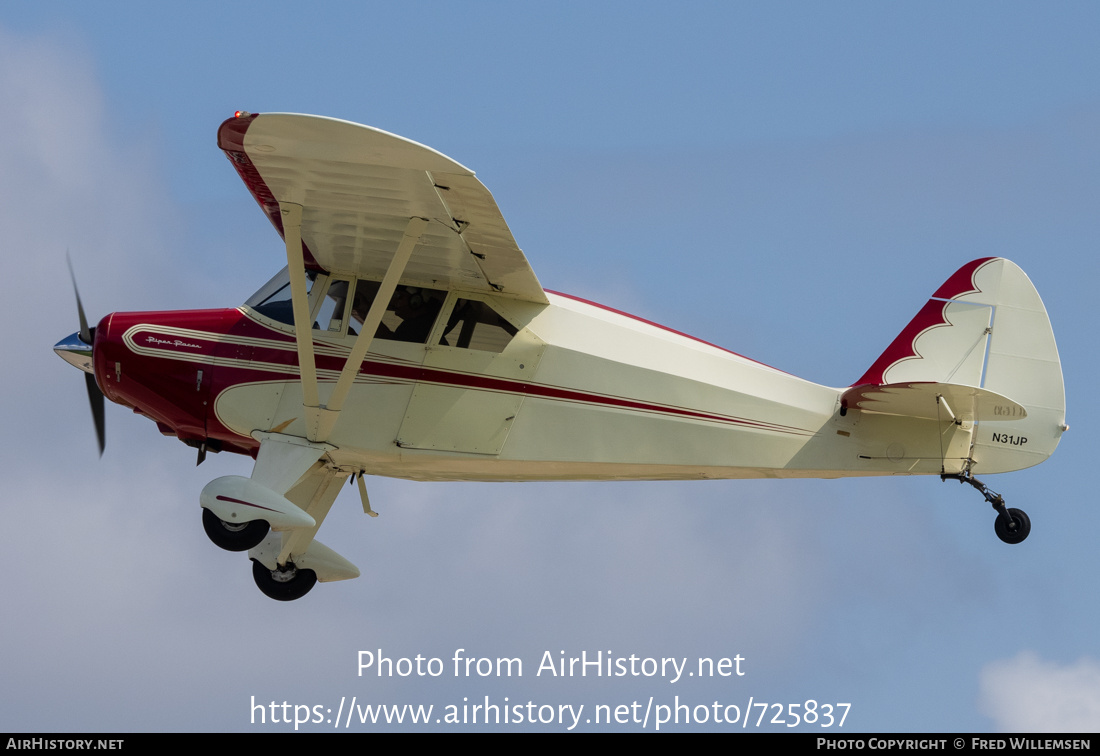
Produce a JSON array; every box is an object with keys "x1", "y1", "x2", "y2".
[
  {"x1": 66, "y1": 252, "x2": 92, "y2": 345},
  {"x1": 85, "y1": 372, "x2": 106, "y2": 456},
  {"x1": 65, "y1": 252, "x2": 105, "y2": 455}
]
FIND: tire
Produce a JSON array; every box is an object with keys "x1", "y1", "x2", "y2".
[
  {"x1": 251, "y1": 559, "x2": 317, "y2": 601},
  {"x1": 202, "y1": 507, "x2": 270, "y2": 552},
  {"x1": 994, "y1": 507, "x2": 1031, "y2": 545}
]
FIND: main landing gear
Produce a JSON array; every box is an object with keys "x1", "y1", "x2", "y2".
[
  {"x1": 941, "y1": 471, "x2": 1031, "y2": 544},
  {"x1": 251, "y1": 559, "x2": 318, "y2": 601},
  {"x1": 202, "y1": 507, "x2": 318, "y2": 600},
  {"x1": 201, "y1": 508, "x2": 270, "y2": 552}
]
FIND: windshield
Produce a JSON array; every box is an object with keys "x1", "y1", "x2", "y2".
[{"x1": 244, "y1": 267, "x2": 338, "y2": 330}]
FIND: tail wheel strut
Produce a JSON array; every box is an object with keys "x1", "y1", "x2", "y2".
[{"x1": 941, "y1": 471, "x2": 1031, "y2": 544}]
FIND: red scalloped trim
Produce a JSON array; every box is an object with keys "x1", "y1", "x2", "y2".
[{"x1": 851, "y1": 258, "x2": 997, "y2": 387}]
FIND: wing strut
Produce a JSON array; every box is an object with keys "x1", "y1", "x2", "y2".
[
  {"x1": 312, "y1": 215, "x2": 428, "y2": 442},
  {"x1": 281, "y1": 202, "x2": 322, "y2": 439},
  {"x1": 280, "y1": 200, "x2": 428, "y2": 442}
]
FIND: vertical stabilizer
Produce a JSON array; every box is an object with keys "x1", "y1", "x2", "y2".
[{"x1": 854, "y1": 258, "x2": 1066, "y2": 473}]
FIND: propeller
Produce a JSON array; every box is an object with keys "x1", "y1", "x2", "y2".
[{"x1": 55, "y1": 254, "x2": 106, "y2": 455}]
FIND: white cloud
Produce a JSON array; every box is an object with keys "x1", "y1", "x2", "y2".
[
  {"x1": 0, "y1": 25, "x2": 184, "y2": 454},
  {"x1": 980, "y1": 652, "x2": 1100, "y2": 733},
  {"x1": 0, "y1": 26, "x2": 171, "y2": 278}
]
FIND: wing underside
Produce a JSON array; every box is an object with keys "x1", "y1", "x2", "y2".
[{"x1": 218, "y1": 112, "x2": 547, "y2": 304}]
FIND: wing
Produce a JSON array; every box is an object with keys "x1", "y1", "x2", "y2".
[{"x1": 218, "y1": 112, "x2": 547, "y2": 304}]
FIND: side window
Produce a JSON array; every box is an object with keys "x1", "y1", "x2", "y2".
[
  {"x1": 349, "y1": 282, "x2": 446, "y2": 344},
  {"x1": 311, "y1": 278, "x2": 351, "y2": 334},
  {"x1": 441, "y1": 299, "x2": 517, "y2": 353}
]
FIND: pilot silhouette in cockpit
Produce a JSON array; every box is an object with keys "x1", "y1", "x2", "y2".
[{"x1": 351, "y1": 285, "x2": 440, "y2": 344}]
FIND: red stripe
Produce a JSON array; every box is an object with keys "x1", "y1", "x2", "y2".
[
  {"x1": 112, "y1": 311, "x2": 814, "y2": 435},
  {"x1": 205, "y1": 348, "x2": 812, "y2": 436},
  {"x1": 215, "y1": 494, "x2": 278, "y2": 513}
]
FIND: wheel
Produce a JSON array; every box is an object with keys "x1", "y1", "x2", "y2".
[
  {"x1": 994, "y1": 507, "x2": 1031, "y2": 544},
  {"x1": 251, "y1": 559, "x2": 317, "y2": 601},
  {"x1": 202, "y1": 507, "x2": 269, "y2": 552}
]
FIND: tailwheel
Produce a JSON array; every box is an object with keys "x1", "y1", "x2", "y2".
[
  {"x1": 202, "y1": 507, "x2": 269, "y2": 552},
  {"x1": 251, "y1": 559, "x2": 317, "y2": 601},
  {"x1": 941, "y1": 471, "x2": 1032, "y2": 545},
  {"x1": 994, "y1": 507, "x2": 1031, "y2": 545}
]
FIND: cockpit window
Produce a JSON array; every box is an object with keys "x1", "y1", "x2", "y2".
[
  {"x1": 246, "y1": 270, "x2": 453, "y2": 346},
  {"x1": 350, "y1": 282, "x2": 446, "y2": 344},
  {"x1": 244, "y1": 268, "x2": 310, "y2": 326},
  {"x1": 245, "y1": 269, "x2": 353, "y2": 335},
  {"x1": 440, "y1": 299, "x2": 517, "y2": 353}
]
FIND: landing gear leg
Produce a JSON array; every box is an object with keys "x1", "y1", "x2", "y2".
[{"x1": 941, "y1": 471, "x2": 1031, "y2": 544}]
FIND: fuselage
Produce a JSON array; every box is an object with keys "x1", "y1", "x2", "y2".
[{"x1": 91, "y1": 284, "x2": 892, "y2": 482}]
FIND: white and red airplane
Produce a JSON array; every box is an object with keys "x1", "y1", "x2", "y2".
[{"x1": 55, "y1": 113, "x2": 1067, "y2": 601}]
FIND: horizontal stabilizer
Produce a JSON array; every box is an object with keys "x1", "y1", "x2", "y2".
[{"x1": 840, "y1": 382, "x2": 1026, "y2": 422}]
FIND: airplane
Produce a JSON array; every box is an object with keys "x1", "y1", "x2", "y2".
[{"x1": 54, "y1": 112, "x2": 1068, "y2": 601}]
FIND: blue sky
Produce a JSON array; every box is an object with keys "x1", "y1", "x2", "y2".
[{"x1": 2, "y1": 2, "x2": 1098, "y2": 732}]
